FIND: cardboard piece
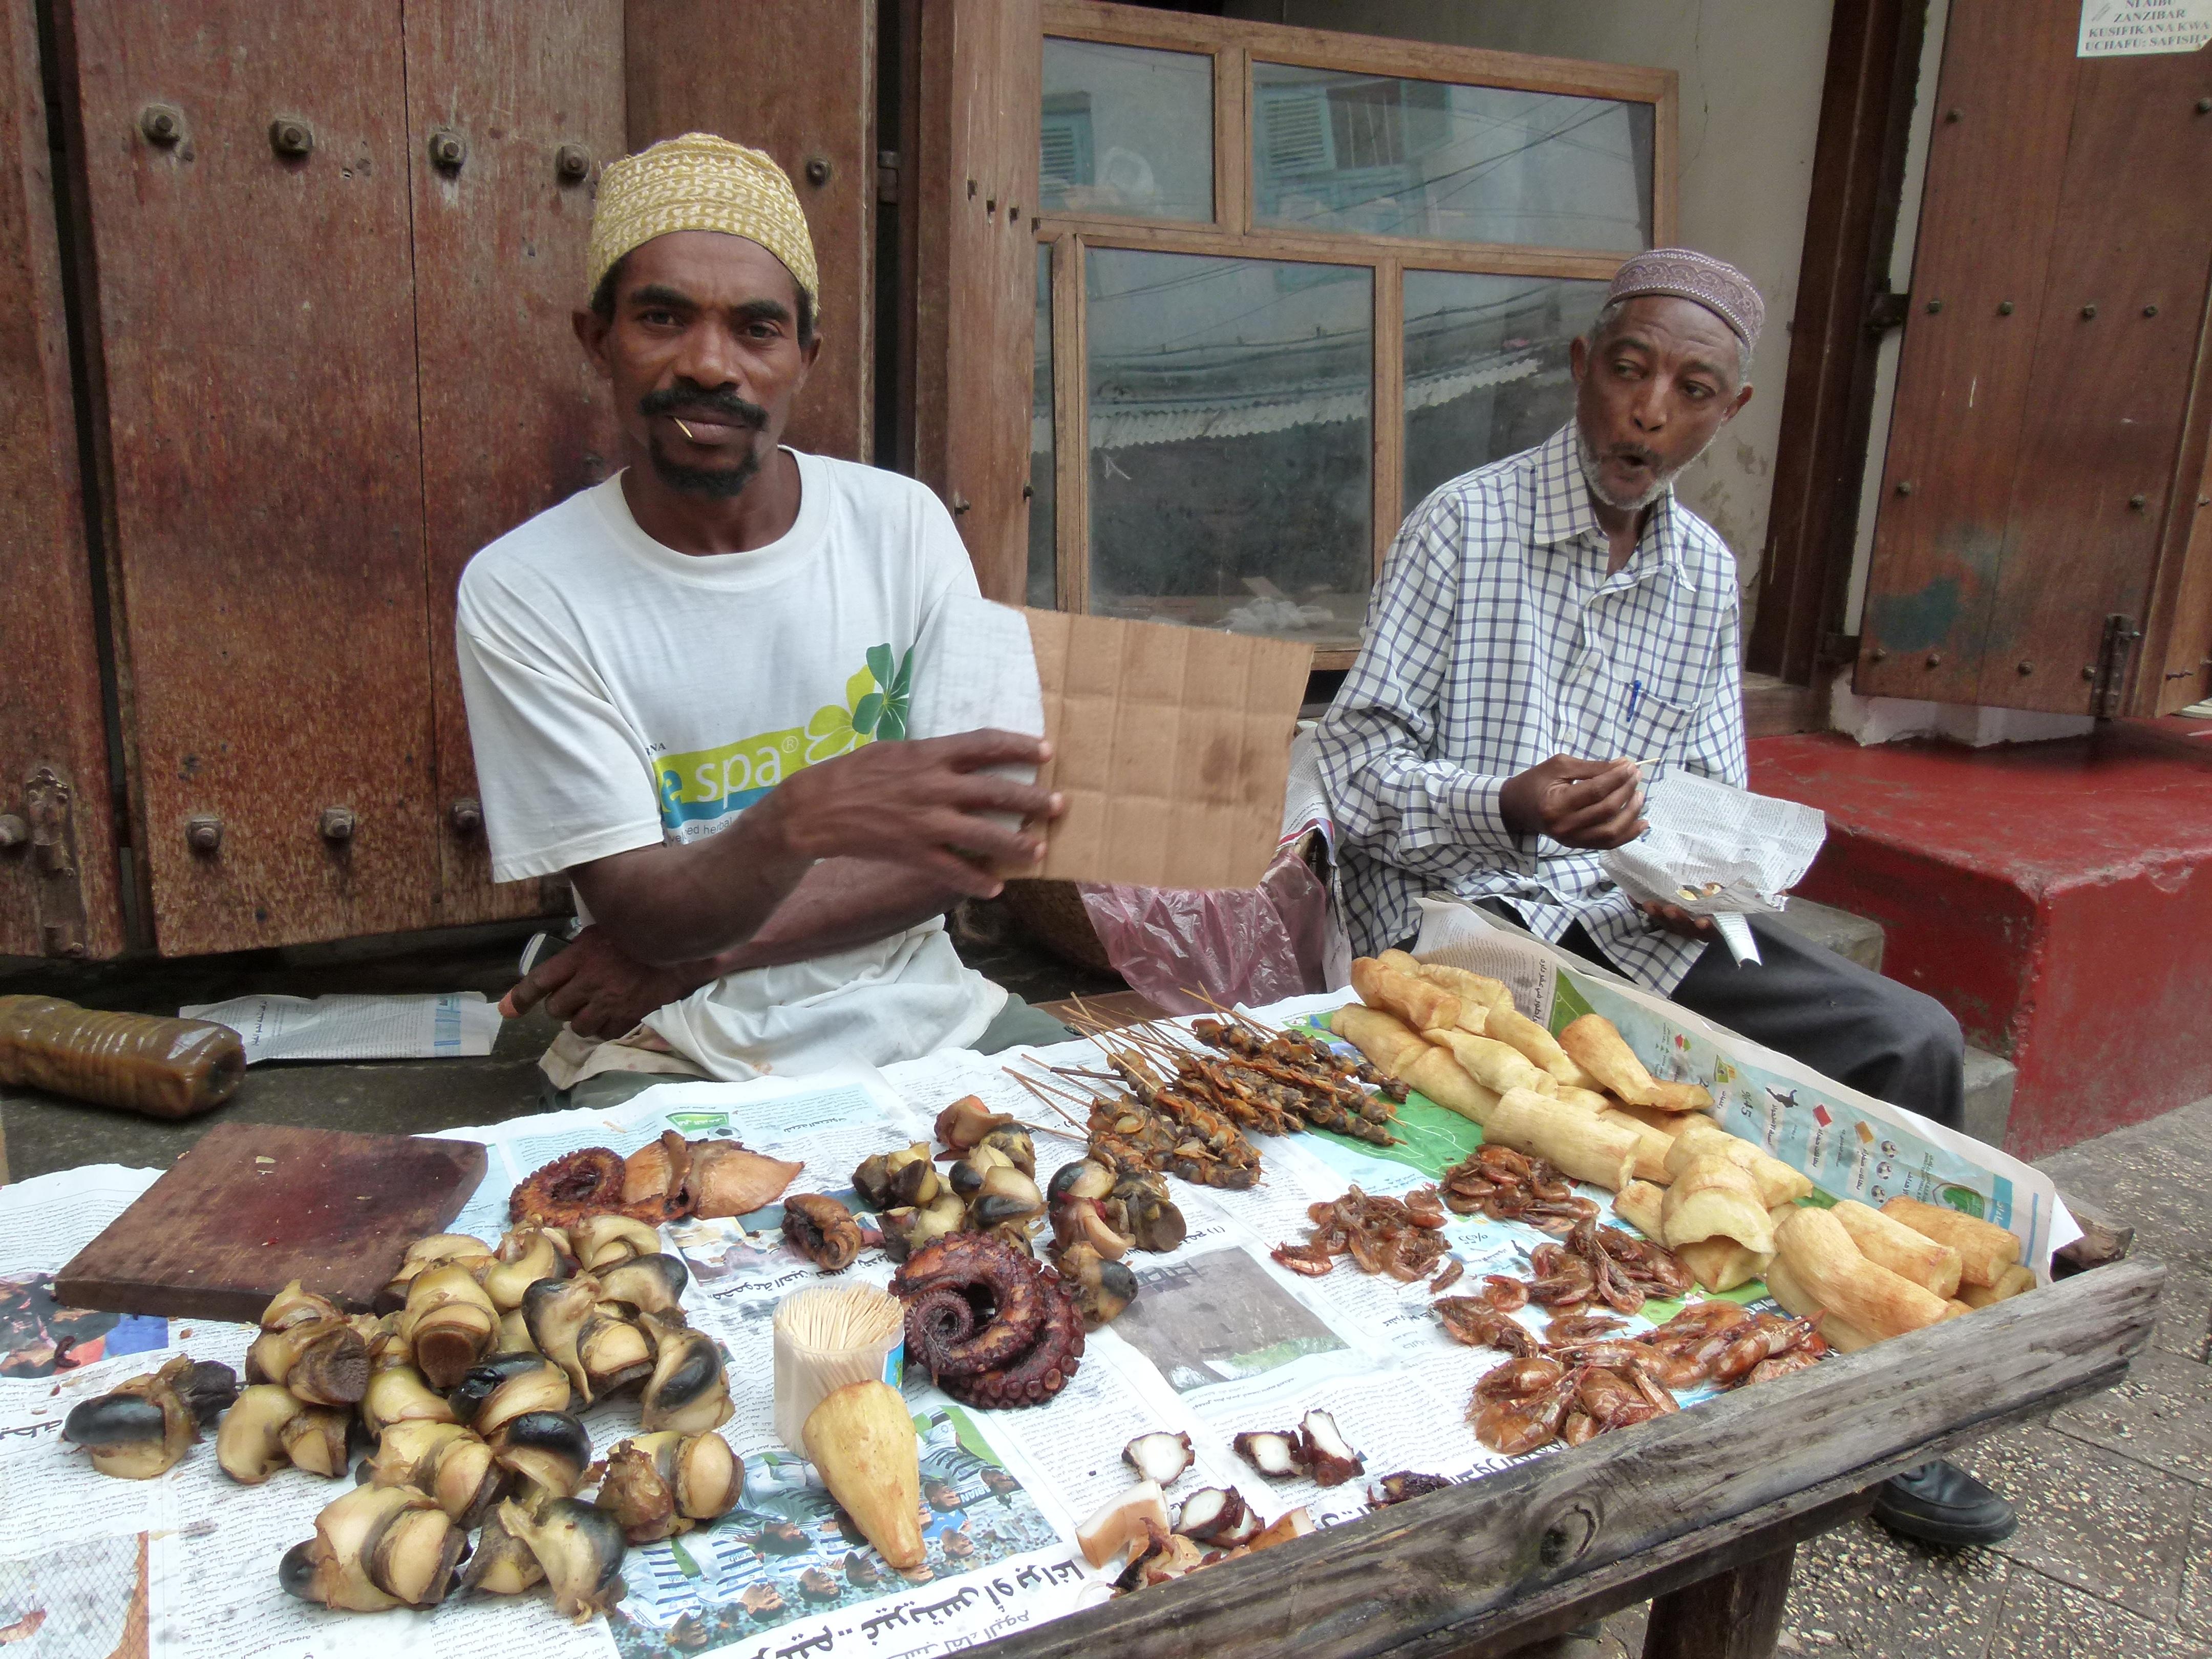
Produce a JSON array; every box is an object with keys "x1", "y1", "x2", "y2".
[{"x1": 1024, "y1": 608, "x2": 1311, "y2": 889}]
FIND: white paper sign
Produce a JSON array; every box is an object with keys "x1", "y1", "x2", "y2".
[{"x1": 2079, "y1": 0, "x2": 2212, "y2": 55}]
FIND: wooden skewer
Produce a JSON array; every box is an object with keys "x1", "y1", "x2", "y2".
[
  {"x1": 1005, "y1": 1065, "x2": 1090, "y2": 1105},
  {"x1": 1003, "y1": 1069, "x2": 1086, "y2": 1130},
  {"x1": 1182, "y1": 987, "x2": 1275, "y2": 1036}
]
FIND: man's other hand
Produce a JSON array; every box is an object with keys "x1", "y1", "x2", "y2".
[
  {"x1": 500, "y1": 926, "x2": 706, "y2": 1038},
  {"x1": 1638, "y1": 900, "x2": 1715, "y2": 940},
  {"x1": 1499, "y1": 755, "x2": 1647, "y2": 848},
  {"x1": 757, "y1": 730, "x2": 1065, "y2": 899}
]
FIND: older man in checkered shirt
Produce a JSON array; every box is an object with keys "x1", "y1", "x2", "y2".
[{"x1": 1317, "y1": 251, "x2": 2009, "y2": 1550}]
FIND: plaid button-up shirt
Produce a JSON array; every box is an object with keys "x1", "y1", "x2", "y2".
[{"x1": 1316, "y1": 422, "x2": 1748, "y2": 993}]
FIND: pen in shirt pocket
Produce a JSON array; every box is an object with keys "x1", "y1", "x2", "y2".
[{"x1": 1625, "y1": 678, "x2": 1644, "y2": 726}]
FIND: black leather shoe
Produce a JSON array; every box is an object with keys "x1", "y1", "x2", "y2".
[{"x1": 1871, "y1": 1460, "x2": 2017, "y2": 1547}]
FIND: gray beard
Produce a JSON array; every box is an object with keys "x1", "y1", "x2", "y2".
[{"x1": 1576, "y1": 424, "x2": 1713, "y2": 513}]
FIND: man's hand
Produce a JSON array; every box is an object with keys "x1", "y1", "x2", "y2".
[
  {"x1": 499, "y1": 926, "x2": 710, "y2": 1038},
  {"x1": 1498, "y1": 755, "x2": 1647, "y2": 848},
  {"x1": 756, "y1": 729, "x2": 1063, "y2": 899},
  {"x1": 1638, "y1": 901, "x2": 1715, "y2": 940}
]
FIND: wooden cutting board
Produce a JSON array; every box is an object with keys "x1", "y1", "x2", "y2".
[{"x1": 54, "y1": 1122, "x2": 486, "y2": 1323}]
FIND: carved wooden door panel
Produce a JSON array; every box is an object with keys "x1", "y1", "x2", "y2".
[
  {"x1": 57, "y1": 0, "x2": 439, "y2": 954},
  {"x1": 405, "y1": 0, "x2": 625, "y2": 927},
  {"x1": 45, "y1": 2, "x2": 888, "y2": 952},
  {"x1": 0, "y1": 0, "x2": 125, "y2": 958},
  {"x1": 1857, "y1": 0, "x2": 2212, "y2": 714}
]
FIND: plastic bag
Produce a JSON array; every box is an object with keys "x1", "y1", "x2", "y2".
[{"x1": 1076, "y1": 838, "x2": 1332, "y2": 1016}]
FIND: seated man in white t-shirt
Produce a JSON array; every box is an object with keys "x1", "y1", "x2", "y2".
[{"x1": 456, "y1": 133, "x2": 1069, "y2": 1088}]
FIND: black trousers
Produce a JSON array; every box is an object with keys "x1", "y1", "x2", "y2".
[{"x1": 1474, "y1": 904, "x2": 1968, "y2": 1132}]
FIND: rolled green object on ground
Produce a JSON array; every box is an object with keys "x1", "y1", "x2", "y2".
[{"x1": 0, "y1": 995, "x2": 244, "y2": 1118}]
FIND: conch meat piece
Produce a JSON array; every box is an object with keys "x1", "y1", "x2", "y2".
[
  {"x1": 935, "y1": 1095, "x2": 1016, "y2": 1151},
  {"x1": 1075, "y1": 1480, "x2": 1168, "y2": 1568},
  {"x1": 63, "y1": 1356, "x2": 233, "y2": 1480}
]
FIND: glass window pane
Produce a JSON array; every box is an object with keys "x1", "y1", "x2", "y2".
[
  {"x1": 1403, "y1": 270, "x2": 1609, "y2": 510},
  {"x1": 1087, "y1": 249, "x2": 1371, "y2": 649},
  {"x1": 1252, "y1": 63, "x2": 1651, "y2": 252},
  {"x1": 1028, "y1": 245, "x2": 1056, "y2": 608},
  {"x1": 1041, "y1": 38, "x2": 1214, "y2": 222}
]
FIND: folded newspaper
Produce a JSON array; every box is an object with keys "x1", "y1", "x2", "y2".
[
  {"x1": 177, "y1": 992, "x2": 502, "y2": 1063},
  {"x1": 1603, "y1": 772, "x2": 1828, "y2": 965}
]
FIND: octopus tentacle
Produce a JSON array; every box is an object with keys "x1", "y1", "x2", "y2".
[
  {"x1": 942, "y1": 1280, "x2": 1084, "y2": 1409},
  {"x1": 893, "y1": 1235, "x2": 1049, "y2": 1381}
]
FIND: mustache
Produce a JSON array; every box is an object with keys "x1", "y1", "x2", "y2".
[{"x1": 639, "y1": 382, "x2": 768, "y2": 427}]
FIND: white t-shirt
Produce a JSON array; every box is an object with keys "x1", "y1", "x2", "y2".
[{"x1": 455, "y1": 450, "x2": 1006, "y2": 1079}]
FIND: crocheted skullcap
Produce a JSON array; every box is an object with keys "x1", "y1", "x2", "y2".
[
  {"x1": 1605, "y1": 247, "x2": 1763, "y2": 351},
  {"x1": 587, "y1": 133, "x2": 819, "y2": 316}
]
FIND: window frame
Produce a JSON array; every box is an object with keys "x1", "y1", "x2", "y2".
[{"x1": 1033, "y1": 0, "x2": 1677, "y2": 667}]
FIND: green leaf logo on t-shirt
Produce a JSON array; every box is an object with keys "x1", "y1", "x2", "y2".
[
  {"x1": 801, "y1": 645, "x2": 914, "y2": 763},
  {"x1": 856, "y1": 643, "x2": 914, "y2": 741},
  {"x1": 659, "y1": 645, "x2": 921, "y2": 832}
]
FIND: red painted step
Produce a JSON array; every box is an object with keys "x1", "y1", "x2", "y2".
[{"x1": 1750, "y1": 727, "x2": 2212, "y2": 1159}]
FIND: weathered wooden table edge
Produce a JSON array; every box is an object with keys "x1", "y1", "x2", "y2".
[{"x1": 967, "y1": 1256, "x2": 2164, "y2": 1659}]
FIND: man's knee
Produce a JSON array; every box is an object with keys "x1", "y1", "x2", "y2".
[
  {"x1": 1853, "y1": 973, "x2": 1965, "y2": 1129},
  {"x1": 1881, "y1": 979, "x2": 1964, "y2": 1071}
]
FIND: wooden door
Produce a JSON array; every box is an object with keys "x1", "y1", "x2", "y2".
[
  {"x1": 626, "y1": 0, "x2": 877, "y2": 464},
  {"x1": 405, "y1": 0, "x2": 625, "y2": 927},
  {"x1": 912, "y1": 0, "x2": 1040, "y2": 603},
  {"x1": 0, "y1": 0, "x2": 124, "y2": 958},
  {"x1": 56, "y1": 0, "x2": 439, "y2": 954},
  {"x1": 1856, "y1": 0, "x2": 2212, "y2": 714}
]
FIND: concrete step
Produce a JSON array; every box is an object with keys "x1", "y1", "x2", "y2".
[
  {"x1": 1963, "y1": 1042, "x2": 2018, "y2": 1154},
  {"x1": 1775, "y1": 896, "x2": 1885, "y2": 972}
]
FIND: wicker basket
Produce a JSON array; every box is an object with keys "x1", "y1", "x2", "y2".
[{"x1": 998, "y1": 879, "x2": 1117, "y2": 975}]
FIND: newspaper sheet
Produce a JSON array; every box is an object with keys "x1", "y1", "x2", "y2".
[
  {"x1": 1602, "y1": 772, "x2": 1827, "y2": 920},
  {"x1": 177, "y1": 993, "x2": 503, "y2": 1063},
  {"x1": 0, "y1": 961, "x2": 2060, "y2": 1657}
]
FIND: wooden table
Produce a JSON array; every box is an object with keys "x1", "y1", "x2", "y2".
[{"x1": 969, "y1": 1256, "x2": 2165, "y2": 1659}]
